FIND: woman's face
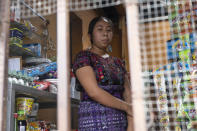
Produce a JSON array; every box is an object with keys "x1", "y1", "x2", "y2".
[{"x1": 92, "y1": 19, "x2": 113, "y2": 50}]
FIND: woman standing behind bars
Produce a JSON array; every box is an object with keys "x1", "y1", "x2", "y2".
[{"x1": 73, "y1": 16, "x2": 133, "y2": 131}]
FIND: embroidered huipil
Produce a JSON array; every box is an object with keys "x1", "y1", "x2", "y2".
[{"x1": 73, "y1": 50, "x2": 127, "y2": 131}]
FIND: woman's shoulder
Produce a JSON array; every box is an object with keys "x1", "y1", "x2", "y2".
[
  {"x1": 111, "y1": 56, "x2": 125, "y2": 67},
  {"x1": 75, "y1": 50, "x2": 91, "y2": 57},
  {"x1": 112, "y1": 56, "x2": 124, "y2": 63},
  {"x1": 73, "y1": 50, "x2": 92, "y2": 73}
]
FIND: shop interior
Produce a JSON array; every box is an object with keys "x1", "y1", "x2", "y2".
[{"x1": 6, "y1": 0, "x2": 197, "y2": 130}]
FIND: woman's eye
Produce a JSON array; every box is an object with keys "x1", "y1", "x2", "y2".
[
  {"x1": 97, "y1": 28, "x2": 102, "y2": 31},
  {"x1": 106, "y1": 28, "x2": 112, "y2": 32}
]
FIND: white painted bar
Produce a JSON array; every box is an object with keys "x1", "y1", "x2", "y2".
[
  {"x1": 125, "y1": 1, "x2": 147, "y2": 131},
  {"x1": 57, "y1": 0, "x2": 71, "y2": 130},
  {"x1": 0, "y1": 0, "x2": 10, "y2": 130}
]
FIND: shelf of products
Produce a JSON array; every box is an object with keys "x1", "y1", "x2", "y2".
[
  {"x1": 8, "y1": 1, "x2": 79, "y2": 130},
  {"x1": 9, "y1": 21, "x2": 43, "y2": 58},
  {"x1": 6, "y1": 83, "x2": 80, "y2": 130},
  {"x1": 10, "y1": 21, "x2": 42, "y2": 40},
  {"x1": 13, "y1": 83, "x2": 56, "y2": 102},
  {"x1": 8, "y1": 2, "x2": 63, "y2": 130},
  {"x1": 6, "y1": 83, "x2": 56, "y2": 131},
  {"x1": 9, "y1": 44, "x2": 38, "y2": 58}
]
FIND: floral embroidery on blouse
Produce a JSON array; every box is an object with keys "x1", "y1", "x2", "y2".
[{"x1": 73, "y1": 50, "x2": 127, "y2": 91}]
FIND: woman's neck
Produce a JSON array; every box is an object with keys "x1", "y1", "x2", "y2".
[{"x1": 90, "y1": 45, "x2": 107, "y2": 56}]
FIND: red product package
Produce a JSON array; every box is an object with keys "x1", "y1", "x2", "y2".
[{"x1": 33, "y1": 81, "x2": 51, "y2": 90}]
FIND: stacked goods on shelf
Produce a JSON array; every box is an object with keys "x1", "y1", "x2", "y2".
[
  {"x1": 15, "y1": 97, "x2": 57, "y2": 130},
  {"x1": 28, "y1": 121, "x2": 56, "y2": 131},
  {"x1": 8, "y1": 71, "x2": 34, "y2": 87},
  {"x1": 9, "y1": 20, "x2": 58, "y2": 94},
  {"x1": 8, "y1": 1, "x2": 60, "y2": 131},
  {"x1": 9, "y1": 20, "x2": 39, "y2": 51},
  {"x1": 20, "y1": 62, "x2": 57, "y2": 77},
  {"x1": 9, "y1": 27, "x2": 24, "y2": 47},
  {"x1": 16, "y1": 97, "x2": 34, "y2": 131},
  {"x1": 21, "y1": 58, "x2": 57, "y2": 93}
]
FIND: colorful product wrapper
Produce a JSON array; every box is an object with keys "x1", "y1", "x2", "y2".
[{"x1": 20, "y1": 62, "x2": 57, "y2": 77}]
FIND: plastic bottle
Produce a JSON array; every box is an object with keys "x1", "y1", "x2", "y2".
[
  {"x1": 12, "y1": 71, "x2": 18, "y2": 84},
  {"x1": 8, "y1": 71, "x2": 13, "y2": 84},
  {"x1": 14, "y1": 113, "x2": 18, "y2": 131},
  {"x1": 17, "y1": 120, "x2": 27, "y2": 131},
  {"x1": 17, "y1": 72, "x2": 24, "y2": 85}
]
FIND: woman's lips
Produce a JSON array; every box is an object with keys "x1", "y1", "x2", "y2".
[{"x1": 102, "y1": 39, "x2": 109, "y2": 42}]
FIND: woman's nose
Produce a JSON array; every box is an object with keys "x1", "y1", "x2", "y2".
[{"x1": 103, "y1": 30, "x2": 108, "y2": 36}]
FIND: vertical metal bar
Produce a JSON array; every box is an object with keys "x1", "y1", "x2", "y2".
[
  {"x1": 57, "y1": 0, "x2": 70, "y2": 130},
  {"x1": 125, "y1": 1, "x2": 147, "y2": 131},
  {"x1": 6, "y1": 83, "x2": 15, "y2": 131},
  {"x1": 0, "y1": 0, "x2": 10, "y2": 130}
]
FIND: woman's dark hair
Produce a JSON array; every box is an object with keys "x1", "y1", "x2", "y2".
[{"x1": 88, "y1": 16, "x2": 113, "y2": 44}]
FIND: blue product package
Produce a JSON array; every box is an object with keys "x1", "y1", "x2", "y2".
[
  {"x1": 189, "y1": 33, "x2": 197, "y2": 54},
  {"x1": 22, "y1": 43, "x2": 41, "y2": 57},
  {"x1": 20, "y1": 62, "x2": 57, "y2": 77},
  {"x1": 166, "y1": 38, "x2": 180, "y2": 61},
  {"x1": 10, "y1": 28, "x2": 24, "y2": 39}
]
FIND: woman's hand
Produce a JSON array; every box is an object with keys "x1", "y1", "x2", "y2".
[
  {"x1": 125, "y1": 103, "x2": 133, "y2": 117},
  {"x1": 127, "y1": 123, "x2": 133, "y2": 131},
  {"x1": 127, "y1": 115, "x2": 133, "y2": 131},
  {"x1": 76, "y1": 66, "x2": 134, "y2": 112}
]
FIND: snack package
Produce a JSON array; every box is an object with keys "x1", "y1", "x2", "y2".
[
  {"x1": 10, "y1": 28, "x2": 24, "y2": 40},
  {"x1": 20, "y1": 62, "x2": 57, "y2": 77},
  {"x1": 22, "y1": 43, "x2": 42, "y2": 57},
  {"x1": 16, "y1": 97, "x2": 34, "y2": 119},
  {"x1": 33, "y1": 81, "x2": 50, "y2": 90}
]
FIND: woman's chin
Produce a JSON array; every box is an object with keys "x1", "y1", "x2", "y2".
[{"x1": 101, "y1": 43, "x2": 109, "y2": 48}]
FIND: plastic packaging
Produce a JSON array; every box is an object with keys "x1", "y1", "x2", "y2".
[{"x1": 16, "y1": 97, "x2": 34, "y2": 118}]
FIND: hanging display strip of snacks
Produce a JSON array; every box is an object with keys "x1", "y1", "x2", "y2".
[
  {"x1": 167, "y1": 1, "x2": 197, "y2": 129},
  {"x1": 153, "y1": 62, "x2": 197, "y2": 130},
  {"x1": 139, "y1": 0, "x2": 197, "y2": 130}
]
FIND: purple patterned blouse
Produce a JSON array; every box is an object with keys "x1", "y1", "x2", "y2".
[{"x1": 73, "y1": 50, "x2": 128, "y2": 131}]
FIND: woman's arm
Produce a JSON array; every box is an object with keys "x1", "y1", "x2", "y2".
[
  {"x1": 123, "y1": 74, "x2": 134, "y2": 131},
  {"x1": 76, "y1": 66, "x2": 132, "y2": 116}
]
